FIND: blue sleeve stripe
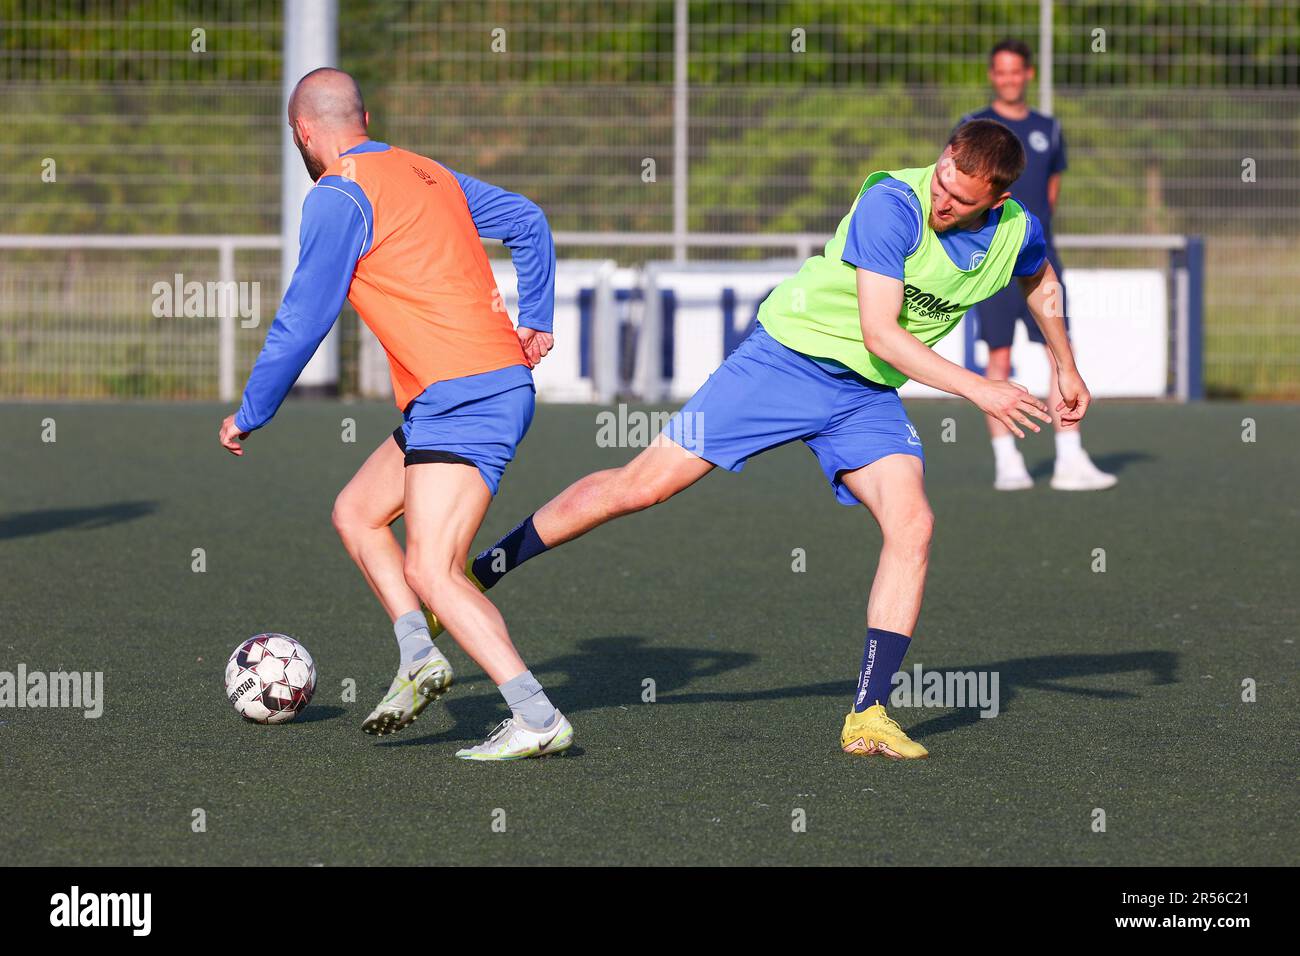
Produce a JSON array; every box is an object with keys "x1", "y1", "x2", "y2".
[
  {"x1": 1012, "y1": 209, "x2": 1048, "y2": 276},
  {"x1": 874, "y1": 182, "x2": 924, "y2": 256},
  {"x1": 313, "y1": 177, "x2": 374, "y2": 258}
]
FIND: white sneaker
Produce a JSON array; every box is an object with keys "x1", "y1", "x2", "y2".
[
  {"x1": 455, "y1": 713, "x2": 574, "y2": 761},
  {"x1": 994, "y1": 449, "x2": 1034, "y2": 491},
  {"x1": 1050, "y1": 452, "x2": 1118, "y2": 491},
  {"x1": 361, "y1": 651, "x2": 454, "y2": 736}
]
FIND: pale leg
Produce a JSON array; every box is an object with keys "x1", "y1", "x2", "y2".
[
  {"x1": 332, "y1": 436, "x2": 420, "y2": 621},
  {"x1": 531, "y1": 434, "x2": 715, "y2": 547},
  {"x1": 838, "y1": 454, "x2": 934, "y2": 635},
  {"x1": 402, "y1": 463, "x2": 530, "y2": 684},
  {"x1": 984, "y1": 345, "x2": 1014, "y2": 439}
]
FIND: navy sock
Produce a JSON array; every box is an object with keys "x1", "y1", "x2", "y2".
[
  {"x1": 853, "y1": 627, "x2": 912, "y2": 713},
  {"x1": 471, "y1": 514, "x2": 549, "y2": 590}
]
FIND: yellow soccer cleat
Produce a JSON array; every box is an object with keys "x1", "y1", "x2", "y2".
[
  {"x1": 420, "y1": 561, "x2": 488, "y2": 636},
  {"x1": 841, "y1": 704, "x2": 929, "y2": 759}
]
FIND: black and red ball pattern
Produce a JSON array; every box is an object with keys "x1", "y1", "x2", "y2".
[{"x1": 224, "y1": 633, "x2": 317, "y2": 724}]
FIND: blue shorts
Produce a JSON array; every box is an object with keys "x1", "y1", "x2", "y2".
[
  {"x1": 391, "y1": 367, "x2": 535, "y2": 496},
  {"x1": 662, "y1": 324, "x2": 924, "y2": 506},
  {"x1": 974, "y1": 247, "x2": 1068, "y2": 349}
]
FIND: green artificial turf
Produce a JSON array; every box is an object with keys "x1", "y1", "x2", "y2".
[{"x1": 1, "y1": 400, "x2": 1295, "y2": 865}]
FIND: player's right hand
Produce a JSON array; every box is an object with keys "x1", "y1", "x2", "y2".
[
  {"x1": 517, "y1": 328, "x2": 553, "y2": 368},
  {"x1": 219, "y1": 414, "x2": 250, "y2": 456},
  {"x1": 972, "y1": 379, "x2": 1052, "y2": 439}
]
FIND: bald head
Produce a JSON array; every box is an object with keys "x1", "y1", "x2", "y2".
[
  {"x1": 287, "y1": 68, "x2": 369, "y2": 181},
  {"x1": 289, "y1": 67, "x2": 366, "y2": 132}
]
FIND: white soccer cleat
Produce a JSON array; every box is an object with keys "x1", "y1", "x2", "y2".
[
  {"x1": 994, "y1": 449, "x2": 1034, "y2": 491},
  {"x1": 455, "y1": 713, "x2": 574, "y2": 761},
  {"x1": 362, "y1": 651, "x2": 454, "y2": 736},
  {"x1": 1050, "y1": 452, "x2": 1118, "y2": 491}
]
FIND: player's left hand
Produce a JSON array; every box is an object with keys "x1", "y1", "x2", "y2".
[
  {"x1": 1055, "y1": 366, "x2": 1092, "y2": 427},
  {"x1": 517, "y1": 327, "x2": 553, "y2": 368},
  {"x1": 219, "y1": 414, "x2": 250, "y2": 456}
]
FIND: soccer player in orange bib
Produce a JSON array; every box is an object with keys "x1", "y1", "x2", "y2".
[{"x1": 218, "y1": 68, "x2": 572, "y2": 760}]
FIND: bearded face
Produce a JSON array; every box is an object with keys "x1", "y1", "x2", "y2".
[{"x1": 292, "y1": 123, "x2": 327, "y2": 182}]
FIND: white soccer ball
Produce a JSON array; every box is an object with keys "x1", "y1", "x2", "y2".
[{"x1": 224, "y1": 633, "x2": 317, "y2": 724}]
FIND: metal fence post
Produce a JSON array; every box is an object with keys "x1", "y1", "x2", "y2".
[
  {"x1": 218, "y1": 239, "x2": 236, "y2": 402},
  {"x1": 592, "y1": 260, "x2": 619, "y2": 404},
  {"x1": 1185, "y1": 236, "x2": 1205, "y2": 400},
  {"x1": 283, "y1": 0, "x2": 339, "y2": 394},
  {"x1": 673, "y1": 0, "x2": 689, "y2": 264},
  {"x1": 1040, "y1": 0, "x2": 1054, "y2": 115}
]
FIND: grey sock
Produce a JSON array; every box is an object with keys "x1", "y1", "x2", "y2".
[
  {"x1": 394, "y1": 610, "x2": 435, "y2": 668},
  {"x1": 499, "y1": 670, "x2": 557, "y2": 730}
]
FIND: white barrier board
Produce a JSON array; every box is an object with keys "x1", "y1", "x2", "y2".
[
  {"x1": 653, "y1": 265, "x2": 1168, "y2": 401},
  {"x1": 490, "y1": 259, "x2": 619, "y2": 402},
  {"x1": 644, "y1": 263, "x2": 801, "y2": 401},
  {"x1": 480, "y1": 261, "x2": 1168, "y2": 403}
]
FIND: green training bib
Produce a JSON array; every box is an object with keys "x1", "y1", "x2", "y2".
[{"x1": 758, "y1": 163, "x2": 1028, "y2": 387}]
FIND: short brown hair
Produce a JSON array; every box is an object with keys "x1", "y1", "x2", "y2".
[
  {"x1": 946, "y1": 119, "x2": 1026, "y2": 194},
  {"x1": 990, "y1": 38, "x2": 1033, "y2": 67}
]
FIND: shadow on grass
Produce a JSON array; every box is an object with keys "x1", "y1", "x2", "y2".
[
  {"x1": 375, "y1": 641, "x2": 1177, "y2": 748},
  {"x1": 0, "y1": 501, "x2": 158, "y2": 540},
  {"x1": 377, "y1": 634, "x2": 756, "y2": 747},
  {"x1": 901, "y1": 650, "x2": 1177, "y2": 739},
  {"x1": 1028, "y1": 450, "x2": 1154, "y2": 480},
  {"x1": 701, "y1": 649, "x2": 1177, "y2": 744},
  {"x1": 295, "y1": 705, "x2": 347, "y2": 724}
]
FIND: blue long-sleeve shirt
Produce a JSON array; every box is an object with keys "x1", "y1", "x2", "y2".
[{"x1": 235, "y1": 141, "x2": 555, "y2": 432}]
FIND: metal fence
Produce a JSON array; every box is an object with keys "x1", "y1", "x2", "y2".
[
  {"x1": 0, "y1": 230, "x2": 1204, "y2": 406},
  {"x1": 1, "y1": 0, "x2": 1297, "y2": 398}
]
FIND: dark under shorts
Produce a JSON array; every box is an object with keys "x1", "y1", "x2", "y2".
[{"x1": 391, "y1": 380, "x2": 535, "y2": 495}]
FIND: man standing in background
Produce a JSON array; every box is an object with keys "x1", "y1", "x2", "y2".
[{"x1": 956, "y1": 39, "x2": 1116, "y2": 491}]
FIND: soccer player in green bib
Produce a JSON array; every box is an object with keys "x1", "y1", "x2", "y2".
[{"x1": 436, "y1": 119, "x2": 1094, "y2": 759}]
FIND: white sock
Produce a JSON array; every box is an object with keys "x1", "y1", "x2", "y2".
[
  {"x1": 1055, "y1": 429, "x2": 1084, "y2": 462},
  {"x1": 991, "y1": 434, "x2": 1018, "y2": 468}
]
